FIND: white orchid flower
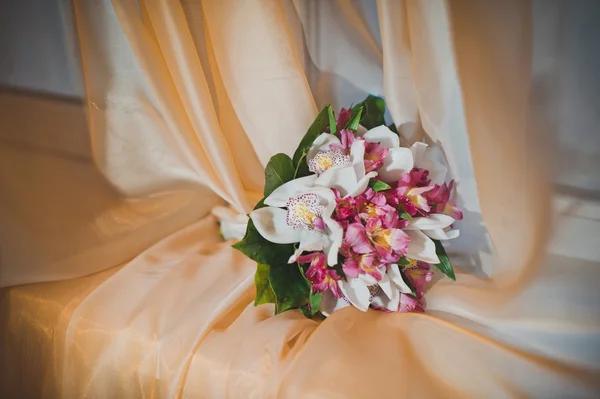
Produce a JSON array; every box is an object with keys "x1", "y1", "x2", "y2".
[
  {"x1": 320, "y1": 264, "x2": 413, "y2": 315},
  {"x1": 249, "y1": 175, "x2": 343, "y2": 265},
  {"x1": 306, "y1": 133, "x2": 377, "y2": 198},
  {"x1": 410, "y1": 142, "x2": 448, "y2": 185},
  {"x1": 212, "y1": 206, "x2": 249, "y2": 241},
  {"x1": 403, "y1": 214, "x2": 458, "y2": 264},
  {"x1": 362, "y1": 125, "x2": 414, "y2": 183}
]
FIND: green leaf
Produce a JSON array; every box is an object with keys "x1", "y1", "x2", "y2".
[
  {"x1": 400, "y1": 212, "x2": 413, "y2": 220},
  {"x1": 292, "y1": 105, "x2": 332, "y2": 167},
  {"x1": 264, "y1": 153, "x2": 295, "y2": 197},
  {"x1": 254, "y1": 263, "x2": 276, "y2": 306},
  {"x1": 387, "y1": 123, "x2": 398, "y2": 134},
  {"x1": 308, "y1": 291, "x2": 323, "y2": 315},
  {"x1": 398, "y1": 256, "x2": 411, "y2": 267},
  {"x1": 269, "y1": 263, "x2": 311, "y2": 314},
  {"x1": 232, "y1": 219, "x2": 294, "y2": 266},
  {"x1": 345, "y1": 106, "x2": 363, "y2": 131},
  {"x1": 253, "y1": 198, "x2": 266, "y2": 210},
  {"x1": 368, "y1": 179, "x2": 391, "y2": 192},
  {"x1": 354, "y1": 95, "x2": 386, "y2": 129},
  {"x1": 328, "y1": 106, "x2": 337, "y2": 135},
  {"x1": 432, "y1": 240, "x2": 456, "y2": 281}
]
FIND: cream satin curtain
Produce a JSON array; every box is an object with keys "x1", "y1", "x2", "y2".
[{"x1": 2, "y1": 0, "x2": 599, "y2": 398}]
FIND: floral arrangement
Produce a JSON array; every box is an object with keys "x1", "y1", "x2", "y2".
[{"x1": 233, "y1": 96, "x2": 462, "y2": 318}]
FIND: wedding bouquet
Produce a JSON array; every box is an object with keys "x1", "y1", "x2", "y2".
[{"x1": 233, "y1": 96, "x2": 462, "y2": 318}]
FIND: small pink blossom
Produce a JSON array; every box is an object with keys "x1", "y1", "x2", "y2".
[
  {"x1": 345, "y1": 223, "x2": 374, "y2": 254},
  {"x1": 398, "y1": 293, "x2": 424, "y2": 313},
  {"x1": 403, "y1": 259, "x2": 433, "y2": 299},
  {"x1": 364, "y1": 218, "x2": 409, "y2": 262},
  {"x1": 396, "y1": 172, "x2": 436, "y2": 214},
  {"x1": 298, "y1": 252, "x2": 342, "y2": 297},
  {"x1": 355, "y1": 189, "x2": 397, "y2": 222},
  {"x1": 330, "y1": 129, "x2": 356, "y2": 153},
  {"x1": 363, "y1": 142, "x2": 389, "y2": 173},
  {"x1": 336, "y1": 108, "x2": 352, "y2": 131},
  {"x1": 342, "y1": 251, "x2": 383, "y2": 281},
  {"x1": 332, "y1": 188, "x2": 356, "y2": 221},
  {"x1": 426, "y1": 180, "x2": 463, "y2": 220}
]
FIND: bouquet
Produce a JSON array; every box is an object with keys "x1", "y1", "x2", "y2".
[{"x1": 233, "y1": 96, "x2": 462, "y2": 318}]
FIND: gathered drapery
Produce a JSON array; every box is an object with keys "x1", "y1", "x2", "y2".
[{"x1": 1, "y1": 0, "x2": 599, "y2": 397}]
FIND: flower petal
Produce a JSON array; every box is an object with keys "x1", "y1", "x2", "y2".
[
  {"x1": 288, "y1": 230, "x2": 328, "y2": 263},
  {"x1": 315, "y1": 165, "x2": 358, "y2": 197},
  {"x1": 324, "y1": 217, "x2": 344, "y2": 266},
  {"x1": 424, "y1": 228, "x2": 460, "y2": 240},
  {"x1": 350, "y1": 139, "x2": 366, "y2": 177},
  {"x1": 363, "y1": 125, "x2": 400, "y2": 149},
  {"x1": 307, "y1": 133, "x2": 342, "y2": 162},
  {"x1": 339, "y1": 279, "x2": 371, "y2": 312},
  {"x1": 406, "y1": 230, "x2": 440, "y2": 264},
  {"x1": 370, "y1": 289, "x2": 400, "y2": 312},
  {"x1": 387, "y1": 264, "x2": 413, "y2": 294},
  {"x1": 346, "y1": 171, "x2": 378, "y2": 198},
  {"x1": 264, "y1": 175, "x2": 318, "y2": 207},
  {"x1": 320, "y1": 290, "x2": 350, "y2": 316},
  {"x1": 405, "y1": 214, "x2": 455, "y2": 231},
  {"x1": 377, "y1": 147, "x2": 414, "y2": 183},
  {"x1": 250, "y1": 207, "x2": 302, "y2": 244},
  {"x1": 410, "y1": 142, "x2": 447, "y2": 184}
]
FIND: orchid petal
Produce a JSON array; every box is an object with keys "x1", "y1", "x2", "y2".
[
  {"x1": 411, "y1": 142, "x2": 447, "y2": 184},
  {"x1": 424, "y1": 228, "x2": 460, "y2": 241},
  {"x1": 350, "y1": 139, "x2": 366, "y2": 177},
  {"x1": 264, "y1": 175, "x2": 318, "y2": 207},
  {"x1": 406, "y1": 230, "x2": 440, "y2": 264},
  {"x1": 307, "y1": 133, "x2": 342, "y2": 162},
  {"x1": 346, "y1": 171, "x2": 377, "y2": 198},
  {"x1": 363, "y1": 125, "x2": 400, "y2": 149},
  {"x1": 320, "y1": 290, "x2": 350, "y2": 316},
  {"x1": 288, "y1": 230, "x2": 328, "y2": 263},
  {"x1": 315, "y1": 165, "x2": 358, "y2": 197},
  {"x1": 388, "y1": 264, "x2": 413, "y2": 294},
  {"x1": 377, "y1": 147, "x2": 414, "y2": 183},
  {"x1": 324, "y1": 217, "x2": 344, "y2": 266},
  {"x1": 405, "y1": 214, "x2": 455, "y2": 231},
  {"x1": 370, "y1": 289, "x2": 400, "y2": 312},
  {"x1": 378, "y1": 272, "x2": 395, "y2": 299},
  {"x1": 339, "y1": 279, "x2": 371, "y2": 312},
  {"x1": 250, "y1": 207, "x2": 302, "y2": 244}
]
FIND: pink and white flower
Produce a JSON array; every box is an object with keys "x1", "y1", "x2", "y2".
[
  {"x1": 297, "y1": 252, "x2": 342, "y2": 297},
  {"x1": 307, "y1": 133, "x2": 378, "y2": 198},
  {"x1": 249, "y1": 175, "x2": 343, "y2": 265}
]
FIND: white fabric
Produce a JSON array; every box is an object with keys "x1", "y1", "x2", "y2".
[{"x1": 1, "y1": 0, "x2": 599, "y2": 398}]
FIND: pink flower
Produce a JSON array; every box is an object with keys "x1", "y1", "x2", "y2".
[
  {"x1": 342, "y1": 251, "x2": 383, "y2": 281},
  {"x1": 355, "y1": 189, "x2": 397, "y2": 222},
  {"x1": 345, "y1": 223, "x2": 374, "y2": 254},
  {"x1": 330, "y1": 129, "x2": 356, "y2": 153},
  {"x1": 336, "y1": 108, "x2": 352, "y2": 131},
  {"x1": 426, "y1": 180, "x2": 463, "y2": 220},
  {"x1": 396, "y1": 172, "x2": 436, "y2": 214},
  {"x1": 364, "y1": 218, "x2": 409, "y2": 262},
  {"x1": 332, "y1": 188, "x2": 356, "y2": 221},
  {"x1": 363, "y1": 141, "x2": 389, "y2": 173},
  {"x1": 398, "y1": 293, "x2": 424, "y2": 313},
  {"x1": 297, "y1": 252, "x2": 342, "y2": 297},
  {"x1": 403, "y1": 259, "x2": 433, "y2": 299}
]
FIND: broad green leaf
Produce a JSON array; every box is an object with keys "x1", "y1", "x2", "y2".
[
  {"x1": 264, "y1": 153, "x2": 295, "y2": 197},
  {"x1": 400, "y1": 212, "x2": 413, "y2": 220},
  {"x1": 398, "y1": 257, "x2": 411, "y2": 267},
  {"x1": 432, "y1": 239, "x2": 456, "y2": 281},
  {"x1": 354, "y1": 95, "x2": 386, "y2": 129},
  {"x1": 254, "y1": 263, "x2": 276, "y2": 306},
  {"x1": 345, "y1": 106, "x2": 363, "y2": 131},
  {"x1": 368, "y1": 179, "x2": 391, "y2": 192},
  {"x1": 292, "y1": 105, "x2": 332, "y2": 167},
  {"x1": 328, "y1": 106, "x2": 337, "y2": 134},
  {"x1": 308, "y1": 291, "x2": 323, "y2": 315},
  {"x1": 269, "y1": 263, "x2": 311, "y2": 314},
  {"x1": 232, "y1": 219, "x2": 294, "y2": 266}
]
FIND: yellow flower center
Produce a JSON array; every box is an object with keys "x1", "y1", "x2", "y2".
[
  {"x1": 291, "y1": 202, "x2": 317, "y2": 225},
  {"x1": 372, "y1": 229, "x2": 392, "y2": 250}
]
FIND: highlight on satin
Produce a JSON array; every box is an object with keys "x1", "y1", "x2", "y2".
[{"x1": 228, "y1": 97, "x2": 463, "y2": 318}]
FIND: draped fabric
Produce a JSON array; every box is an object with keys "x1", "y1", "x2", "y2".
[{"x1": 1, "y1": 0, "x2": 600, "y2": 398}]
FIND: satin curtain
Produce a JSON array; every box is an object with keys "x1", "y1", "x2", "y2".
[{"x1": 3, "y1": 0, "x2": 599, "y2": 397}]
